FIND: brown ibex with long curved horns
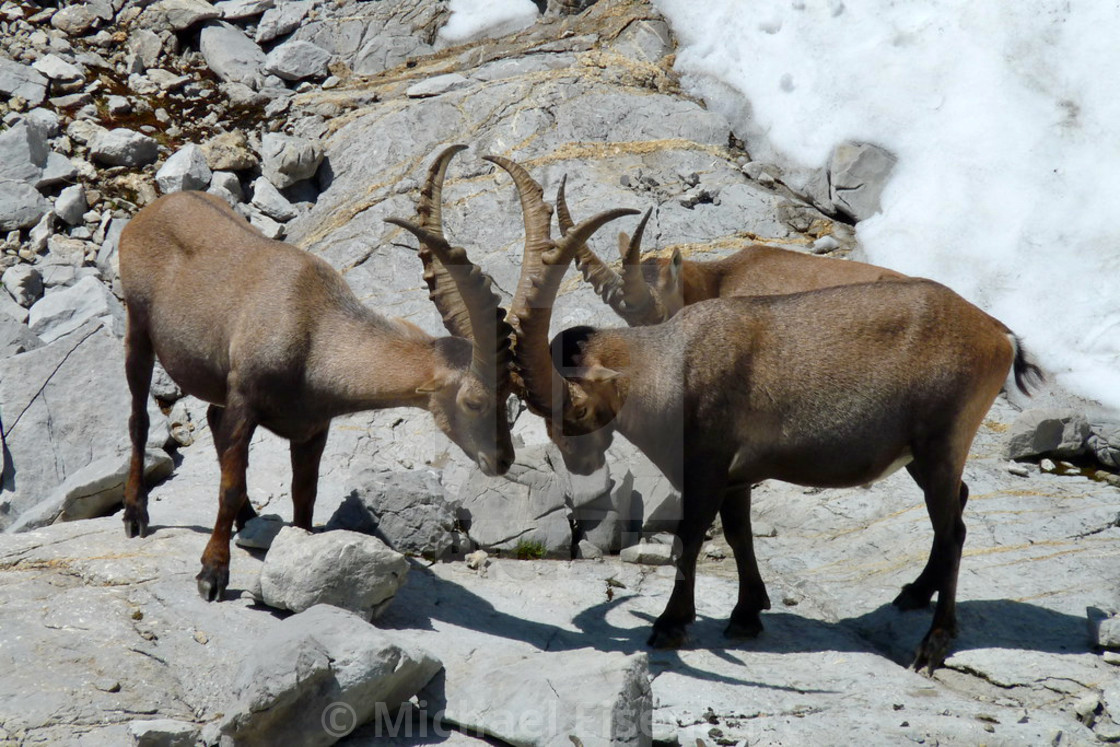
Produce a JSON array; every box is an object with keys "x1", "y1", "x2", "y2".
[
  {"x1": 120, "y1": 145, "x2": 516, "y2": 601},
  {"x1": 557, "y1": 177, "x2": 906, "y2": 326},
  {"x1": 493, "y1": 156, "x2": 1041, "y2": 672}
]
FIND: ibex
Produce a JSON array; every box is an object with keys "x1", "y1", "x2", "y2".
[
  {"x1": 493, "y1": 157, "x2": 1041, "y2": 672},
  {"x1": 120, "y1": 145, "x2": 516, "y2": 601},
  {"x1": 557, "y1": 178, "x2": 906, "y2": 325}
]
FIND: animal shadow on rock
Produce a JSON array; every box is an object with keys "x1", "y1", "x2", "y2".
[
  {"x1": 842, "y1": 598, "x2": 1092, "y2": 667},
  {"x1": 377, "y1": 563, "x2": 828, "y2": 691}
]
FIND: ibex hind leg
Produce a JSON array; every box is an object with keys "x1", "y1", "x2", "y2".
[
  {"x1": 895, "y1": 455, "x2": 968, "y2": 673},
  {"x1": 198, "y1": 396, "x2": 258, "y2": 602},
  {"x1": 720, "y1": 485, "x2": 771, "y2": 640},
  {"x1": 893, "y1": 462, "x2": 969, "y2": 612},
  {"x1": 206, "y1": 405, "x2": 258, "y2": 531},
  {"x1": 123, "y1": 314, "x2": 155, "y2": 539}
]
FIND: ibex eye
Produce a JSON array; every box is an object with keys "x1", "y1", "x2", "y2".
[{"x1": 464, "y1": 399, "x2": 484, "y2": 412}]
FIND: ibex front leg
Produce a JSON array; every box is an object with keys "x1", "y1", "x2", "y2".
[
  {"x1": 197, "y1": 395, "x2": 257, "y2": 601},
  {"x1": 649, "y1": 462, "x2": 729, "y2": 648},
  {"x1": 123, "y1": 313, "x2": 154, "y2": 539}
]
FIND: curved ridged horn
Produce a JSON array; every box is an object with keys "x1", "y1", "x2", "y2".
[
  {"x1": 556, "y1": 180, "x2": 662, "y2": 327},
  {"x1": 485, "y1": 155, "x2": 637, "y2": 416},
  {"x1": 385, "y1": 218, "x2": 513, "y2": 393},
  {"x1": 410, "y1": 144, "x2": 474, "y2": 340},
  {"x1": 615, "y1": 208, "x2": 665, "y2": 325},
  {"x1": 557, "y1": 176, "x2": 625, "y2": 304}
]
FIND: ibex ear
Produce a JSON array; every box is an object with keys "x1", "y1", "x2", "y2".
[
  {"x1": 668, "y1": 248, "x2": 683, "y2": 283},
  {"x1": 574, "y1": 363, "x2": 622, "y2": 383},
  {"x1": 416, "y1": 378, "x2": 442, "y2": 394}
]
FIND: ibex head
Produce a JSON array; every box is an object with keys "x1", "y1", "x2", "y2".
[
  {"x1": 387, "y1": 145, "x2": 515, "y2": 476},
  {"x1": 488, "y1": 156, "x2": 639, "y2": 475}
]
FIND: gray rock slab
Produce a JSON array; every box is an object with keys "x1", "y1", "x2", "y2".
[
  {"x1": 128, "y1": 719, "x2": 200, "y2": 746},
  {"x1": 326, "y1": 468, "x2": 461, "y2": 559},
  {"x1": 1008, "y1": 408, "x2": 1091, "y2": 460},
  {"x1": 54, "y1": 184, "x2": 88, "y2": 226},
  {"x1": 0, "y1": 57, "x2": 48, "y2": 105},
  {"x1": 256, "y1": 1, "x2": 312, "y2": 44},
  {"x1": 51, "y1": 3, "x2": 110, "y2": 35},
  {"x1": 89, "y1": 128, "x2": 160, "y2": 167},
  {"x1": 144, "y1": 0, "x2": 222, "y2": 32},
  {"x1": 260, "y1": 132, "x2": 322, "y2": 189},
  {"x1": 0, "y1": 324, "x2": 167, "y2": 531},
  {"x1": 28, "y1": 274, "x2": 124, "y2": 344},
  {"x1": 828, "y1": 141, "x2": 897, "y2": 222},
  {"x1": 406, "y1": 73, "x2": 471, "y2": 98},
  {"x1": 156, "y1": 144, "x2": 212, "y2": 194},
  {"x1": 0, "y1": 519, "x2": 273, "y2": 739},
  {"x1": 435, "y1": 649, "x2": 652, "y2": 747},
  {"x1": 249, "y1": 176, "x2": 297, "y2": 221},
  {"x1": 37, "y1": 151, "x2": 80, "y2": 189},
  {"x1": 2, "y1": 264, "x2": 43, "y2": 307},
  {"x1": 0, "y1": 179, "x2": 51, "y2": 232},
  {"x1": 0, "y1": 315, "x2": 42, "y2": 357},
  {"x1": 215, "y1": 604, "x2": 441, "y2": 747},
  {"x1": 31, "y1": 53, "x2": 84, "y2": 84},
  {"x1": 258, "y1": 526, "x2": 410, "y2": 619},
  {"x1": 215, "y1": 0, "x2": 275, "y2": 19},
  {"x1": 8, "y1": 448, "x2": 173, "y2": 533},
  {"x1": 199, "y1": 21, "x2": 265, "y2": 86},
  {"x1": 0, "y1": 120, "x2": 50, "y2": 184},
  {"x1": 458, "y1": 445, "x2": 572, "y2": 558},
  {"x1": 263, "y1": 40, "x2": 331, "y2": 81}
]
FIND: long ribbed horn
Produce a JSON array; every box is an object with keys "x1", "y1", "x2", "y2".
[
  {"x1": 384, "y1": 218, "x2": 513, "y2": 393},
  {"x1": 483, "y1": 155, "x2": 636, "y2": 414},
  {"x1": 516, "y1": 206, "x2": 640, "y2": 416},
  {"x1": 556, "y1": 176, "x2": 625, "y2": 306},
  {"x1": 412, "y1": 144, "x2": 474, "y2": 340},
  {"x1": 557, "y1": 180, "x2": 661, "y2": 327},
  {"x1": 615, "y1": 208, "x2": 665, "y2": 325}
]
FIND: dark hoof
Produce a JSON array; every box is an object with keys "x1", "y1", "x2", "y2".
[
  {"x1": 892, "y1": 582, "x2": 933, "y2": 611},
  {"x1": 123, "y1": 510, "x2": 149, "y2": 539},
  {"x1": 196, "y1": 566, "x2": 229, "y2": 602},
  {"x1": 911, "y1": 628, "x2": 954, "y2": 674},
  {"x1": 648, "y1": 623, "x2": 688, "y2": 649},
  {"x1": 724, "y1": 616, "x2": 764, "y2": 640}
]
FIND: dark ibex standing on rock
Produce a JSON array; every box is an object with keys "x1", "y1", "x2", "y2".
[
  {"x1": 120, "y1": 145, "x2": 517, "y2": 601},
  {"x1": 557, "y1": 177, "x2": 907, "y2": 326},
  {"x1": 494, "y1": 157, "x2": 1041, "y2": 672}
]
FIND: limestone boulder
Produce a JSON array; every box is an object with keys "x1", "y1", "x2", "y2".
[{"x1": 257, "y1": 527, "x2": 410, "y2": 619}]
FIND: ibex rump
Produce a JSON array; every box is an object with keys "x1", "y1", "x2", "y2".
[
  {"x1": 496, "y1": 157, "x2": 1040, "y2": 672},
  {"x1": 120, "y1": 146, "x2": 514, "y2": 600}
]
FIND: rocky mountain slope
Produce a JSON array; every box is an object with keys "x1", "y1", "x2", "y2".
[{"x1": 0, "y1": 0, "x2": 1118, "y2": 744}]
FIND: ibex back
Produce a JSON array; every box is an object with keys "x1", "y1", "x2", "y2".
[
  {"x1": 120, "y1": 148, "x2": 514, "y2": 600},
  {"x1": 557, "y1": 178, "x2": 906, "y2": 325}
]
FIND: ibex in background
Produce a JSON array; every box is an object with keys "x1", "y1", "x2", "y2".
[
  {"x1": 120, "y1": 145, "x2": 516, "y2": 601},
  {"x1": 556, "y1": 178, "x2": 906, "y2": 326},
  {"x1": 493, "y1": 157, "x2": 1041, "y2": 672}
]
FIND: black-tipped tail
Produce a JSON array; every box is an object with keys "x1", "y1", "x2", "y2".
[{"x1": 1010, "y1": 334, "x2": 1044, "y2": 395}]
